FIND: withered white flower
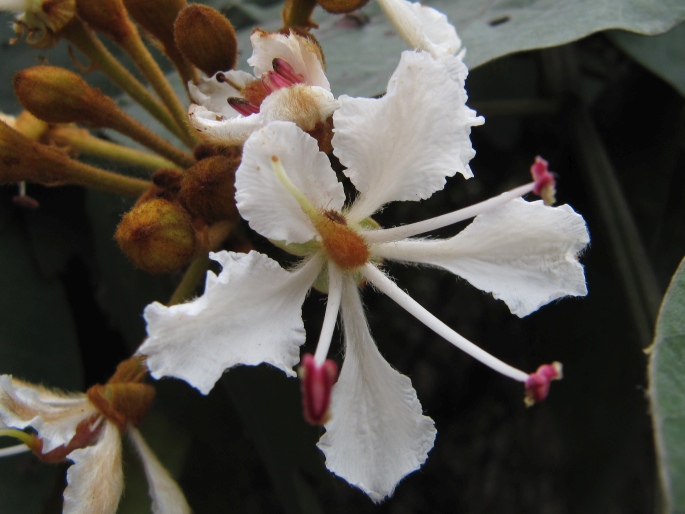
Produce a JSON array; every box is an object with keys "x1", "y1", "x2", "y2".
[
  {"x1": 0, "y1": 0, "x2": 74, "y2": 46},
  {"x1": 0, "y1": 375, "x2": 190, "y2": 514},
  {"x1": 188, "y1": 28, "x2": 337, "y2": 145},
  {"x1": 140, "y1": 50, "x2": 588, "y2": 501}
]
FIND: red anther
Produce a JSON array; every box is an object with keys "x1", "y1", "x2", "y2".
[
  {"x1": 227, "y1": 97, "x2": 260, "y2": 116},
  {"x1": 261, "y1": 70, "x2": 294, "y2": 93},
  {"x1": 530, "y1": 156, "x2": 556, "y2": 205},
  {"x1": 12, "y1": 195, "x2": 40, "y2": 210},
  {"x1": 272, "y1": 58, "x2": 305, "y2": 85},
  {"x1": 524, "y1": 361, "x2": 562, "y2": 407},
  {"x1": 299, "y1": 353, "x2": 339, "y2": 425}
]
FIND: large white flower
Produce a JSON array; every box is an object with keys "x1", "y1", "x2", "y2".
[
  {"x1": 188, "y1": 29, "x2": 337, "y2": 145},
  {"x1": 139, "y1": 49, "x2": 588, "y2": 501},
  {"x1": 0, "y1": 375, "x2": 190, "y2": 514}
]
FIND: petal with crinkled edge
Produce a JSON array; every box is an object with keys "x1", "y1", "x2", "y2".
[
  {"x1": 317, "y1": 278, "x2": 436, "y2": 502},
  {"x1": 248, "y1": 29, "x2": 330, "y2": 90},
  {"x1": 377, "y1": 0, "x2": 461, "y2": 58},
  {"x1": 128, "y1": 428, "x2": 191, "y2": 514},
  {"x1": 63, "y1": 421, "x2": 123, "y2": 514},
  {"x1": 373, "y1": 199, "x2": 590, "y2": 317},
  {"x1": 236, "y1": 121, "x2": 345, "y2": 244},
  {"x1": 336, "y1": 51, "x2": 482, "y2": 222},
  {"x1": 187, "y1": 104, "x2": 263, "y2": 146},
  {"x1": 0, "y1": 375, "x2": 97, "y2": 453},
  {"x1": 188, "y1": 70, "x2": 254, "y2": 118},
  {"x1": 140, "y1": 251, "x2": 321, "y2": 395}
]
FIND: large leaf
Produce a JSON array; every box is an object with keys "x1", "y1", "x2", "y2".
[{"x1": 649, "y1": 256, "x2": 685, "y2": 513}]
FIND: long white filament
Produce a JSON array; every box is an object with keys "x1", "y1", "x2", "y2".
[
  {"x1": 313, "y1": 262, "x2": 343, "y2": 365},
  {"x1": 361, "y1": 263, "x2": 529, "y2": 382},
  {"x1": 0, "y1": 444, "x2": 30, "y2": 457},
  {"x1": 361, "y1": 182, "x2": 535, "y2": 244}
]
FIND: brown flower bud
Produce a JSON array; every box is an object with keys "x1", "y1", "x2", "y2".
[
  {"x1": 123, "y1": 0, "x2": 186, "y2": 54},
  {"x1": 13, "y1": 66, "x2": 119, "y2": 127},
  {"x1": 174, "y1": 4, "x2": 237, "y2": 76},
  {"x1": 75, "y1": 0, "x2": 132, "y2": 41},
  {"x1": 115, "y1": 198, "x2": 197, "y2": 274},
  {"x1": 317, "y1": 0, "x2": 370, "y2": 13},
  {"x1": 180, "y1": 155, "x2": 239, "y2": 224}
]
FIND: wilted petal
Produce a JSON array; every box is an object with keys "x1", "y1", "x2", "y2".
[
  {"x1": 317, "y1": 279, "x2": 436, "y2": 502},
  {"x1": 187, "y1": 104, "x2": 262, "y2": 146},
  {"x1": 374, "y1": 199, "x2": 589, "y2": 317},
  {"x1": 140, "y1": 251, "x2": 322, "y2": 394},
  {"x1": 128, "y1": 428, "x2": 191, "y2": 514},
  {"x1": 236, "y1": 121, "x2": 345, "y2": 244},
  {"x1": 377, "y1": 0, "x2": 461, "y2": 58},
  {"x1": 63, "y1": 421, "x2": 123, "y2": 514},
  {"x1": 248, "y1": 29, "x2": 330, "y2": 90},
  {"x1": 0, "y1": 375, "x2": 97, "y2": 452},
  {"x1": 335, "y1": 51, "x2": 482, "y2": 222},
  {"x1": 188, "y1": 70, "x2": 254, "y2": 118}
]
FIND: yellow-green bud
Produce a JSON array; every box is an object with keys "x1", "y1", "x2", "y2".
[
  {"x1": 115, "y1": 198, "x2": 197, "y2": 274},
  {"x1": 174, "y1": 4, "x2": 237, "y2": 76}
]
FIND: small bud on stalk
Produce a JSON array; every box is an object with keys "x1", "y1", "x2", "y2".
[
  {"x1": 181, "y1": 155, "x2": 239, "y2": 224},
  {"x1": 115, "y1": 198, "x2": 198, "y2": 274},
  {"x1": 75, "y1": 0, "x2": 131, "y2": 42},
  {"x1": 174, "y1": 4, "x2": 238, "y2": 77},
  {"x1": 317, "y1": 0, "x2": 370, "y2": 14}
]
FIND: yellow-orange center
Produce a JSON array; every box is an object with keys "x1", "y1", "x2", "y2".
[{"x1": 314, "y1": 210, "x2": 369, "y2": 270}]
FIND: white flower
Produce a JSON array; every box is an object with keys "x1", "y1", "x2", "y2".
[
  {"x1": 139, "y1": 49, "x2": 588, "y2": 501},
  {"x1": 188, "y1": 29, "x2": 337, "y2": 145},
  {"x1": 0, "y1": 375, "x2": 190, "y2": 514}
]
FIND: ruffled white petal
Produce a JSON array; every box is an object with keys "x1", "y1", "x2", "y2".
[
  {"x1": 127, "y1": 428, "x2": 191, "y2": 514},
  {"x1": 0, "y1": 375, "x2": 97, "y2": 453},
  {"x1": 335, "y1": 51, "x2": 482, "y2": 222},
  {"x1": 317, "y1": 278, "x2": 436, "y2": 502},
  {"x1": 188, "y1": 70, "x2": 254, "y2": 118},
  {"x1": 140, "y1": 251, "x2": 322, "y2": 395},
  {"x1": 373, "y1": 199, "x2": 590, "y2": 317},
  {"x1": 248, "y1": 29, "x2": 330, "y2": 90},
  {"x1": 260, "y1": 85, "x2": 337, "y2": 131},
  {"x1": 377, "y1": 0, "x2": 461, "y2": 58},
  {"x1": 63, "y1": 421, "x2": 123, "y2": 514},
  {"x1": 236, "y1": 121, "x2": 345, "y2": 244},
  {"x1": 0, "y1": 0, "x2": 29, "y2": 14}
]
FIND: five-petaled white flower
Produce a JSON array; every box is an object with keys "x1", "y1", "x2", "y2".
[
  {"x1": 0, "y1": 374, "x2": 191, "y2": 514},
  {"x1": 188, "y1": 29, "x2": 337, "y2": 146},
  {"x1": 139, "y1": 49, "x2": 588, "y2": 501}
]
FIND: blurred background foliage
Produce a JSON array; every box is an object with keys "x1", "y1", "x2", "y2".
[{"x1": 1, "y1": 0, "x2": 684, "y2": 512}]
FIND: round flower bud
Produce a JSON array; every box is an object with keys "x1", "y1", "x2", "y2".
[
  {"x1": 115, "y1": 198, "x2": 197, "y2": 274},
  {"x1": 75, "y1": 0, "x2": 131, "y2": 41},
  {"x1": 317, "y1": 0, "x2": 370, "y2": 14},
  {"x1": 122, "y1": 0, "x2": 186, "y2": 55},
  {"x1": 180, "y1": 155, "x2": 239, "y2": 224},
  {"x1": 174, "y1": 4, "x2": 237, "y2": 76}
]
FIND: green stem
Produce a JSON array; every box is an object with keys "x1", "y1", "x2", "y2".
[
  {"x1": 64, "y1": 158, "x2": 151, "y2": 197},
  {"x1": 51, "y1": 126, "x2": 182, "y2": 171},
  {"x1": 61, "y1": 19, "x2": 190, "y2": 145},
  {"x1": 167, "y1": 253, "x2": 210, "y2": 306}
]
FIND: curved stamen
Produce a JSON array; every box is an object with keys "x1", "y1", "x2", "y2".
[
  {"x1": 313, "y1": 262, "x2": 343, "y2": 365},
  {"x1": 227, "y1": 97, "x2": 260, "y2": 116},
  {"x1": 361, "y1": 182, "x2": 535, "y2": 244},
  {"x1": 360, "y1": 263, "x2": 529, "y2": 382}
]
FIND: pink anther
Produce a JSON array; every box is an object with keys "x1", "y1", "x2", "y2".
[
  {"x1": 524, "y1": 362, "x2": 562, "y2": 406},
  {"x1": 299, "y1": 353, "x2": 339, "y2": 425}
]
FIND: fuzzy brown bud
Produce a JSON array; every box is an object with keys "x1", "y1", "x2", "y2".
[
  {"x1": 180, "y1": 155, "x2": 239, "y2": 224},
  {"x1": 123, "y1": 0, "x2": 186, "y2": 52},
  {"x1": 76, "y1": 0, "x2": 132, "y2": 41},
  {"x1": 115, "y1": 198, "x2": 197, "y2": 274},
  {"x1": 13, "y1": 66, "x2": 120, "y2": 127},
  {"x1": 174, "y1": 4, "x2": 237, "y2": 76},
  {"x1": 317, "y1": 0, "x2": 370, "y2": 13}
]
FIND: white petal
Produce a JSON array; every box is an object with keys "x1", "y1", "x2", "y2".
[
  {"x1": 317, "y1": 279, "x2": 436, "y2": 502},
  {"x1": 248, "y1": 29, "x2": 330, "y2": 90},
  {"x1": 335, "y1": 51, "x2": 482, "y2": 221},
  {"x1": 260, "y1": 85, "x2": 337, "y2": 131},
  {"x1": 0, "y1": 0, "x2": 29, "y2": 14},
  {"x1": 127, "y1": 428, "x2": 191, "y2": 514},
  {"x1": 187, "y1": 104, "x2": 262, "y2": 146},
  {"x1": 374, "y1": 198, "x2": 590, "y2": 317},
  {"x1": 63, "y1": 421, "x2": 123, "y2": 514},
  {"x1": 377, "y1": 0, "x2": 461, "y2": 58},
  {"x1": 236, "y1": 120, "x2": 345, "y2": 244},
  {"x1": 0, "y1": 375, "x2": 96, "y2": 453},
  {"x1": 139, "y1": 251, "x2": 321, "y2": 394},
  {"x1": 188, "y1": 70, "x2": 254, "y2": 118}
]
